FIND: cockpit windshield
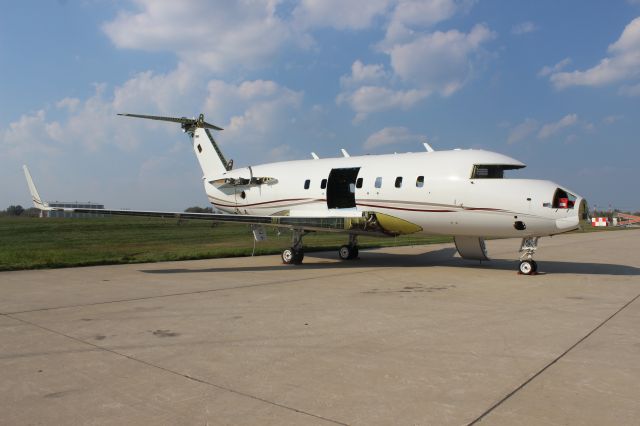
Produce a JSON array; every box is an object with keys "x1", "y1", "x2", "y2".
[
  {"x1": 544, "y1": 188, "x2": 577, "y2": 209},
  {"x1": 471, "y1": 164, "x2": 525, "y2": 179},
  {"x1": 552, "y1": 188, "x2": 577, "y2": 209}
]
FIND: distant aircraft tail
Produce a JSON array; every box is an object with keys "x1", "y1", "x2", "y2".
[
  {"x1": 118, "y1": 113, "x2": 232, "y2": 179},
  {"x1": 22, "y1": 165, "x2": 50, "y2": 210}
]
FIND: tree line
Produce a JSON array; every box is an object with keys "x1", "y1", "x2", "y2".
[{"x1": 0, "y1": 205, "x2": 40, "y2": 217}]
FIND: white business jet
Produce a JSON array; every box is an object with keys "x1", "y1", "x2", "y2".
[{"x1": 24, "y1": 113, "x2": 588, "y2": 275}]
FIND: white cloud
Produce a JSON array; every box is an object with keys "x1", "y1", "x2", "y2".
[
  {"x1": 337, "y1": 21, "x2": 495, "y2": 121},
  {"x1": 507, "y1": 114, "x2": 587, "y2": 144},
  {"x1": 549, "y1": 17, "x2": 640, "y2": 89},
  {"x1": 565, "y1": 133, "x2": 577, "y2": 144},
  {"x1": 112, "y1": 63, "x2": 203, "y2": 114},
  {"x1": 0, "y1": 69, "x2": 308, "y2": 209},
  {"x1": 1, "y1": 110, "x2": 63, "y2": 156},
  {"x1": 340, "y1": 60, "x2": 388, "y2": 87},
  {"x1": 388, "y1": 24, "x2": 495, "y2": 96},
  {"x1": 603, "y1": 115, "x2": 623, "y2": 124},
  {"x1": 203, "y1": 79, "x2": 303, "y2": 153},
  {"x1": 56, "y1": 97, "x2": 81, "y2": 111},
  {"x1": 511, "y1": 21, "x2": 538, "y2": 35},
  {"x1": 619, "y1": 82, "x2": 640, "y2": 96},
  {"x1": 293, "y1": 0, "x2": 391, "y2": 30},
  {"x1": 507, "y1": 118, "x2": 538, "y2": 144},
  {"x1": 103, "y1": 0, "x2": 292, "y2": 72},
  {"x1": 336, "y1": 86, "x2": 429, "y2": 123},
  {"x1": 538, "y1": 57, "x2": 571, "y2": 77},
  {"x1": 364, "y1": 126, "x2": 424, "y2": 149},
  {"x1": 383, "y1": 0, "x2": 463, "y2": 45},
  {"x1": 538, "y1": 114, "x2": 578, "y2": 139}
]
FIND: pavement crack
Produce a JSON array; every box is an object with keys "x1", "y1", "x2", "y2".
[
  {"x1": 4, "y1": 313, "x2": 348, "y2": 426},
  {"x1": 467, "y1": 291, "x2": 640, "y2": 425},
  {"x1": 6, "y1": 267, "x2": 388, "y2": 315}
]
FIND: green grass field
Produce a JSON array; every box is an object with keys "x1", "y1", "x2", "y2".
[
  {"x1": 0, "y1": 215, "x2": 624, "y2": 271},
  {"x1": 0, "y1": 216, "x2": 453, "y2": 271}
]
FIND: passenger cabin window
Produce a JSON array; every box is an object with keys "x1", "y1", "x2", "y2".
[
  {"x1": 416, "y1": 176, "x2": 424, "y2": 188},
  {"x1": 471, "y1": 164, "x2": 525, "y2": 179},
  {"x1": 304, "y1": 179, "x2": 310, "y2": 189},
  {"x1": 375, "y1": 177, "x2": 382, "y2": 188},
  {"x1": 395, "y1": 177, "x2": 403, "y2": 188},
  {"x1": 321, "y1": 179, "x2": 327, "y2": 189},
  {"x1": 356, "y1": 177, "x2": 363, "y2": 188}
]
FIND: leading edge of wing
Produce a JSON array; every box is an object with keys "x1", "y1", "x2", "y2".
[{"x1": 64, "y1": 207, "x2": 395, "y2": 235}]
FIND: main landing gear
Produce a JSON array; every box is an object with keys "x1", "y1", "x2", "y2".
[
  {"x1": 518, "y1": 237, "x2": 539, "y2": 275},
  {"x1": 338, "y1": 234, "x2": 359, "y2": 260},
  {"x1": 281, "y1": 230, "x2": 305, "y2": 265},
  {"x1": 281, "y1": 232, "x2": 361, "y2": 264}
]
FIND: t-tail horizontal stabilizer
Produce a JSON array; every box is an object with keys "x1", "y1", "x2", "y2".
[
  {"x1": 118, "y1": 112, "x2": 231, "y2": 177},
  {"x1": 117, "y1": 113, "x2": 223, "y2": 131},
  {"x1": 22, "y1": 165, "x2": 50, "y2": 210}
]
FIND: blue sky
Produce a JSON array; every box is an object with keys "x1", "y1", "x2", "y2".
[{"x1": 1, "y1": 0, "x2": 639, "y2": 212}]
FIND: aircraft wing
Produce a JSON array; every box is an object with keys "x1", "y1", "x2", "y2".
[
  {"x1": 38, "y1": 206, "x2": 422, "y2": 236},
  {"x1": 23, "y1": 165, "x2": 422, "y2": 236}
]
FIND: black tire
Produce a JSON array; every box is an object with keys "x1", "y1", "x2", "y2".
[
  {"x1": 282, "y1": 248, "x2": 294, "y2": 264},
  {"x1": 338, "y1": 245, "x2": 352, "y2": 260},
  {"x1": 350, "y1": 246, "x2": 359, "y2": 259},
  {"x1": 531, "y1": 260, "x2": 538, "y2": 273},
  {"x1": 519, "y1": 260, "x2": 534, "y2": 275},
  {"x1": 293, "y1": 250, "x2": 304, "y2": 264}
]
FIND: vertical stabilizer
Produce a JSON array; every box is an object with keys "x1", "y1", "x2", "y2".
[{"x1": 192, "y1": 127, "x2": 231, "y2": 179}]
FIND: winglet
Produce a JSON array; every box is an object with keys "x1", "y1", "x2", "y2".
[
  {"x1": 423, "y1": 141, "x2": 435, "y2": 152},
  {"x1": 22, "y1": 165, "x2": 50, "y2": 210},
  {"x1": 341, "y1": 148, "x2": 350, "y2": 158}
]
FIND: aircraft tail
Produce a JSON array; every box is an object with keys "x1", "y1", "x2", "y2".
[
  {"x1": 118, "y1": 113, "x2": 232, "y2": 179},
  {"x1": 22, "y1": 165, "x2": 50, "y2": 210}
]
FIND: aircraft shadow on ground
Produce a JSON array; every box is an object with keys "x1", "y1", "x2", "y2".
[{"x1": 142, "y1": 247, "x2": 640, "y2": 277}]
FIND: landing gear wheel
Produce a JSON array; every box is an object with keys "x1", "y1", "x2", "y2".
[
  {"x1": 519, "y1": 260, "x2": 535, "y2": 275},
  {"x1": 282, "y1": 248, "x2": 304, "y2": 265},
  {"x1": 531, "y1": 260, "x2": 538, "y2": 273},
  {"x1": 351, "y1": 246, "x2": 359, "y2": 259},
  {"x1": 338, "y1": 245, "x2": 358, "y2": 260},
  {"x1": 282, "y1": 248, "x2": 294, "y2": 264},
  {"x1": 338, "y1": 245, "x2": 352, "y2": 260}
]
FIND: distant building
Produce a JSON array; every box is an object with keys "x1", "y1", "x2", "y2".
[
  {"x1": 591, "y1": 217, "x2": 609, "y2": 227},
  {"x1": 43, "y1": 201, "x2": 105, "y2": 218}
]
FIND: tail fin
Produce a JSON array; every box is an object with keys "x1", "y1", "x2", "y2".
[
  {"x1": 118, "y1": 113, "x2": 231, "y2": 179},
  {"x1": 22, "y1": 165, "x2": 50, "y2": 210}
]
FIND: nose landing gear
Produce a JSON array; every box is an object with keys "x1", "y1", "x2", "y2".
[{"x1": 518, "y1": 237, "x2": 539, "y2": 275}]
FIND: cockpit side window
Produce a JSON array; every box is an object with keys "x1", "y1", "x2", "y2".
[{"x1": 471, "y1": 164, "x2": 524, "y2": 179}]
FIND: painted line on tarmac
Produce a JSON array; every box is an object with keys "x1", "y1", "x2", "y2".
[
  {"x1": 6, "y1": 313, "x2": 349, "y2": 426},
  {"x1": 467, "y1": 291, "x2": 640, "y2": 425},
  {"x1": 5, "y1": 266, "x2": 387, "y2": 315}
]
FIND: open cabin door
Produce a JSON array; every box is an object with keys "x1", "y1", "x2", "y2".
[{"x1": 326, "y1": 167, "x2": 360, "y2": 209}]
